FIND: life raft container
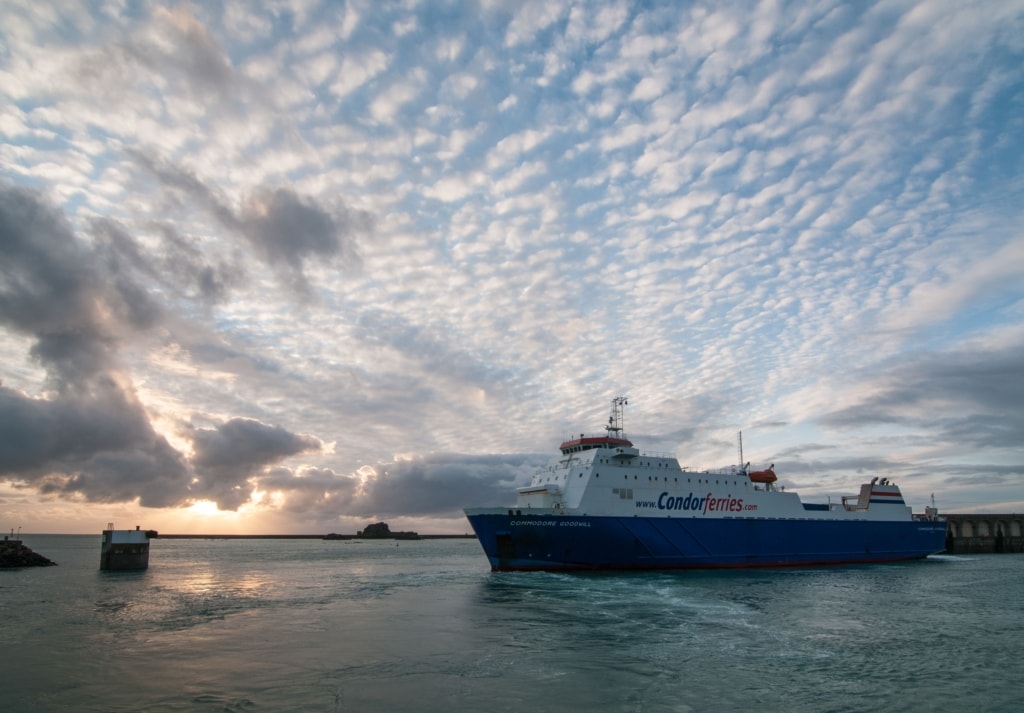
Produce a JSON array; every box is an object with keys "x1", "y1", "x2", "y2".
[{"x1": 748, "y1": 466, "x2": 777, "y2": 484}]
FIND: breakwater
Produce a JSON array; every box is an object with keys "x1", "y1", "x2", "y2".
[{"x1": 0, "y1": 538, "x2": 57, "y2": 567}]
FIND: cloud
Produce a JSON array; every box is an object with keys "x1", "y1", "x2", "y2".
[
  {"x1": 0, "y1": 185, "x2": 170, "y2": 394},
  {"x1": 131, "y1": 151, "x2": 372, "y2": 296},
  {"x1": 880, "y1": 238, "x2": 1024, "y2": 334},
  {"x1": 354, "y1": 453, "x2": 542, "y2": 517},
  {"x1": 189, "y1": 418, "x2": 323, "y2": 510},
  {"x1": 0, "y1": 186, "x2": 156, "y2": 387},
  {"x1": 820, "y1": 344, "x2": 1024, "y2": 451},
  {"x1": 0, "y1": 379, "x2": 191, "y2": 507},
  {"x1": 240, "y1": 187, "x2": 368, "y2": 292},
  {"x1": 0, "y1": 186, "x2": 334, "y2": 512},
  {"x1": 505, "y1": 1, "x2": 566, "y2": 47},
  {"x1": 257, "y1": 465, "x2": 360, "y2": 515},
  {"x1": 329, "y1": 49, "x2": 390, "y2": 98},
  {"x1": 72, "y1": 5, "x2": 241, "y2": 104}
]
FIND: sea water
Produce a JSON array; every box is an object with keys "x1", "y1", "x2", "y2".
[{"x1": 2, "y1": 535, "x2": 1021, "y2": 712}]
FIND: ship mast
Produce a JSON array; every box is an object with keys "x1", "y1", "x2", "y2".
[
  {"x1": 607, "y1": 396, "x2": 628, "y2": 439},
  {"x1": 738, "y1": 431, "x2": 746, "y2": 474},
  {"x1": 602, "y1": 395, "x2": 626, "y2": 440}
]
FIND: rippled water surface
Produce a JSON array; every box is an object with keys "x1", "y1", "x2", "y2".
[{"x1": 2, "y1": 535, "x2": 1021, "y2": 712}]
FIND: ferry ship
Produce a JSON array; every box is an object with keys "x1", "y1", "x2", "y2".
[{"x1": 464, "y1": 397, "x2": 947, "y2": 571}]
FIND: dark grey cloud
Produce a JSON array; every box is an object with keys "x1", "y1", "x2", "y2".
[
  {"x1": 132, "y1": 151, "x2": 371, "y2": 296},
  {"x1": 150, "y1": 222, "x2": 246, "y2": 304},
  {"x1": 129, "y1": 150, "x2": 240, "y2": 229},
  {"x1": 820, "y1": 345, "x2": 1024, "y2": 450},
  {"x1": 0, "y1": 188, "x2": 230, "y2": 385},
  {"x1": 0, "y1": 186, "x2": 327, "y2": 512},
  {"x1": 0, "y1": 187, "x2": 194, "y2": 505},
  {"x1": 214, "y1": 454, "x2": 543, "y2": 522},
  {"x1": 354, "y1": 453, "x2": 543, "y2": 518},
  {"x1": 0, "y1": 187, "x2": 143, "y2": 388},
  {"x1": 189, "y1": 418, "x2": 323, "y2": 510},
  {"x1": 0, "y1": 380, "x2": 192, "y2": 507},
  {"x1": 94, "y1": 214, "x2": 245, "y2": 306},
  {"x1": 240, "y1": 187, "x2": 368, "y2": 294}
]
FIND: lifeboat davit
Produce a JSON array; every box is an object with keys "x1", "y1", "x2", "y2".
[{"x1": 748, "y1": 466, "x2": 777, "y2": 484}]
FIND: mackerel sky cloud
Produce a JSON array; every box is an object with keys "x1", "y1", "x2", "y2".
[{"x1": 1, "y1": 0, "x2": 1022, "y2": 534}]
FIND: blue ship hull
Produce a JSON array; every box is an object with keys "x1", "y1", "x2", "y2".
[{"x1": 465, "y1": 511, "x2": 948, "y2": 571}]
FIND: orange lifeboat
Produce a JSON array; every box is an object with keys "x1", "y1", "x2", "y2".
[{"x1": 748, "y1": 465, "x2": 777, "y2": 484}]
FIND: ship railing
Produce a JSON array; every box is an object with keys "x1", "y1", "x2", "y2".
[
  {"x1": 680, "y1": 466, "x2": 746, "y2": 476},
  {"x1": 542, "y1": 460, "x2": 577, "y2": 474},
  {"x1": 639, "y1": 450, "x2": 676, "y2": 459},
  {"x1": 542, "y1": 456, "x2": 742, "y2": 476}
]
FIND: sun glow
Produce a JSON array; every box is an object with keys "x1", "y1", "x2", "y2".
[{"x1": 188, "y1": 500, "x2": 222, "y2": 516}]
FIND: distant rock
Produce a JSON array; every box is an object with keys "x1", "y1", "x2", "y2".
[
  {"x1": 0, "y1": 539, "x2": 57, "y2": 568},
  {"x1": 356, "y1": 522, "x2": 420, "y2": 540}
]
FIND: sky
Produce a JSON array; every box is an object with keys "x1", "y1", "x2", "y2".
[{"x1": 2, "y1": 0, "x2": 1023, "y2": 535}]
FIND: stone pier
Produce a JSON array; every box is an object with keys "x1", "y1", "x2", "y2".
[{"x1": 942, "y1": 514, "x2": 1023, "y2": 554}]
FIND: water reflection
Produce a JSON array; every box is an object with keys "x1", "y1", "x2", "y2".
[{"x1": 175, "y1": 568, "x2": 269, "y2": 596}]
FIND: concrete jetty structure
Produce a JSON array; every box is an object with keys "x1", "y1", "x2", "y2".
[{"x1": 100, "y1": 524, "x2": 158, "y2": 570}]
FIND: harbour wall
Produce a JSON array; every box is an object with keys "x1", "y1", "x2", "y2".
[{"x1": 943, "y1": 514, "x2": 1023, "y2": 554}]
